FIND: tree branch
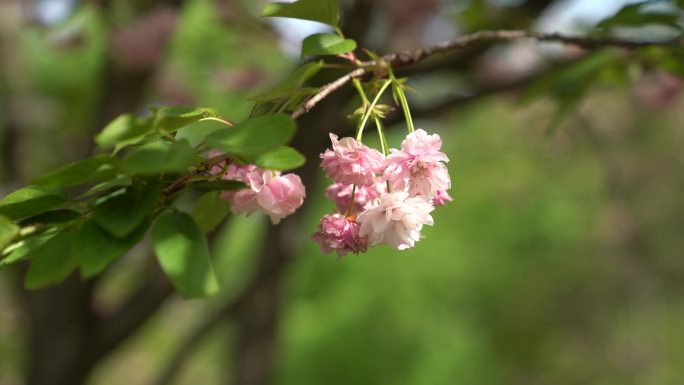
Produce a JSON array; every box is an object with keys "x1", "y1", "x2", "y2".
[
  {"x1": 162, "y1": 154, "x2": 233, "y2": 197},
  {"x1": 291, "y1": 67, "x2": 366, "y2": 119},
  {"x1": 291, "y1": 29, "x2": 683, "y2": 120}
]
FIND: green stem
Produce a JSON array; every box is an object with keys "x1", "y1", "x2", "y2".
[
  {"x1": 356, "y1": 79, "x2": 392, "y2": 142},
  {"x1": 388, "y1": 68, "x2": 415, "y2": 133},
  {"x1": 374, "y1": 115, "x2": 389, "y2": 156},
  {"x1": 352, "y1": 78, "x2": 370, "y2": 105}
]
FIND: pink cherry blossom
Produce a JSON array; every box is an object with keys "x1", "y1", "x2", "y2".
[
  {"x1": 357, "y1": 191, "x2": 434, "y2": 250},
  {"x1": 320, "y1": 133, "x2": 385, "y2": 186},
  {"x1": 325, "y1": 182, "x2": 387, "y2": 213},
  {"x1": 311, "y1": 214, "x2": 368, "y2": 257},
  {"x1": 221, "y1": 166, "x2": 305, "y2": 224},
  {"x1": 432, "y1": 190, "x2": 453, "y2": 206},
  {"x1": 383, "y1": 129, "x2": 451, "y2": 198},
  {"x1": 223, "y1": 163, "x2": 258, "y2": 183},
  {"x1": 217, "y1": 163, "x2": 260, "y2": 204}
]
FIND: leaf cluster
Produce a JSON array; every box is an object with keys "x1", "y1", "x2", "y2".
[{"x1": 0, "y1": 107, "x2": 304, "y2": 297}]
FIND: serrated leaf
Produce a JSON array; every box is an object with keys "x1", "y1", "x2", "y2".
[
  {"x1": 206, "y1": 114, "x2": 296, "y2": 157},
  {"x1": 152, "y1": 106, "x2": 219, "y2": 133},
  {"x1": 192, "y1": 192, "x2": 231, "y2": 232},
  {"x1": 262, "y1": 0, "x2": 340, "y2": 26},
  {"x1": 96, "y1": 114, "x2": 154, "y2": 149},
  {"x1": 0, "y1": 216, "x2": 19, "y2": 251},
  {"x1": 152, "y1": 211, "x2": 219, "y2": 298},
  {"x1": 92, "y1": 183, "x2": 161, "y2": 238},
  {"x1": 24, "y1": 230, "x2": 77, "y2": 289},
  {"x1": 120, "y1": 140, "x2": 198, "y2": 175},
  {"x1": 189, "y1": 180, "x2": 246, "y2": 192},
  {"x1": 0, "y1": 186, "x2": 67, "y2": 221},
  {"x1": 74, "y1": 220, "x2": 146, "y2": 278},
  {"x1": 253, "y1": 146, "x2": 305, "y2": 170},
  {"x1": 301, "y1": 33, "x2": 356, "y2": 59},
  {"x1": 31, "y1": 154, "x2": 117, "y2": 187},
  {"x1": 250, "y1": 61, "x2": 324, "y2": 103}
]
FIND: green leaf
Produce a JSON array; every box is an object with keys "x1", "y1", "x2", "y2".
[
  {"x1": 152, "y1": 211, "x2": 219, "y2": 298},
  {"x1": 206, "y1": 114, "x2": 296, "y2": 157},
  {"x1": 0, "y1": 233, "x2": 55, "y2": 268},
  {"x1": 92, "y1": 183, "x2": 161, "y2": 238},
  {"x1": 31, "y1": 154, "x2": 117, "y2": 187},
  {"x1": 189, "y1": 180, "x2": 246, "y2": 192},
  {"x1": 262, "y1": 0, "x2": 340, "y2": 26},
  {"x1": 120, "y1": 140, "x2": 198, "y2": 175},
  {"x1": 152, "y1": 106, "x2": 219, "y2": 133},
  {"x1": 597, "y1": 2, "x2": 681, "y2": 30},
  {"x1": 96, "y1": 114, "x2": 154, "y2": 149},
  {"x1": 250, "y1": 61, "x2": 324, "y2": 103},
  {"x1": 192, "y1": 192, "x2": 231, "y2": 232},
  {"x1": 253, "y1": 146, "x2": 306, "y2": 170},
  {"x1": 301, "y1": 33, "x2": 356, "y2": 59},
  {"x1": 74, "y1": 220, "x2": 146, "y2": 278},
  {"x1": 19, "y1": 209, "x2": 82, "y2": 226},
  {"x1": 0, "y1": 186, "x2": 67, "y2": 221},
  {"x1": 78, "y1": 177, "x2": 132, "y2": 199},
  {"x1": 175, "y1": 118, "x2": 229, "y2": 148},
  {"x1": 0, "y1": 216, "x2": 19, "y2": 251},
  {"x1": 24, "y1": 230, "x2": 77, "y2": 289}
]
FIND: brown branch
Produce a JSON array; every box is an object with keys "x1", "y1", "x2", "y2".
[
  {"x1": 388, "y1": 57, "x2": 588, "y2": 124},
  {"x1": 291, "y1": 29, "x2": 683, "y2": 120},
  {"x1": 373, "y1": 30, "x2": 682, "y2": 68},
  {"x1": 162, "y1": 154, "x2": 233, "y2": 197},
  {"x1": 291, "y1": 67, "x2": 367, "y2": 119}
]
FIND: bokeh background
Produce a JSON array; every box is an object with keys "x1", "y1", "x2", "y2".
[{"x1": 1, "y1": 0, "x2": 684, "y2": 385}]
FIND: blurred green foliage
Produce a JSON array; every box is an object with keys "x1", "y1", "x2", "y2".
[{"x1": 2, "y1": 0, "x2": 684, "y2": 384}]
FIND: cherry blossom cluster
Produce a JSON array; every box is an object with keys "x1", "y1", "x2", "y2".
[
  {"x1": 312, "y1": 129, "x2": 452, "y2": 257},
  {"x1": 210, "y1": 156, "x2": 306, "y2": 224}
]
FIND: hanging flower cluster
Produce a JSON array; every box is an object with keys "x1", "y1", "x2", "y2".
[
  {"x1": 312, "y1": 129, "x2": 452, "y2": 256},
  {"x1": 211, "y1": 158, "x2": 306, "y2": 224}
]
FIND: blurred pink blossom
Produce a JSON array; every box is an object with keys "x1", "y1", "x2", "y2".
[{"x1": 432, "y1": 190, "x2": 453, "y2": 206}]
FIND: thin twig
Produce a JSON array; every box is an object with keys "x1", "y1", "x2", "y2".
[
  {"x1": 162, "y1": 154, "x2": 232, "y2": 197},
  {"x1": 291, "y1": 67, "x2": 367, "y2": 119},
  {"x1": 291, "y1": 29, "x2": 683, "y2": 120}
]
